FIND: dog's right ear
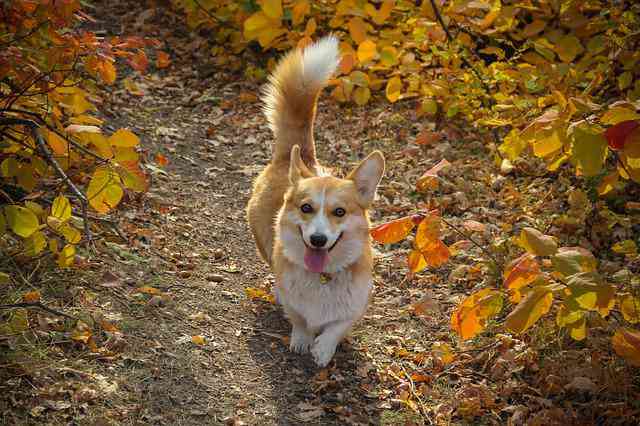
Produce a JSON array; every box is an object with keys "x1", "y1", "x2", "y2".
[
  {"x1": 289, "y1": 145, "x2": 314, "y2": 185},
  {"x1": 289, "y1": 145, "x2": 304, "y2": 185}
]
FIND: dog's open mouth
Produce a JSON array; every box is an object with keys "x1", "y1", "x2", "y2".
[{"x1": 299, "y1": 228, "x2": 343, "y2": 273}]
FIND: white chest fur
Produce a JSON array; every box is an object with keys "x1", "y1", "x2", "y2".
[{"x1": 275, "y1": 266, "x2": 372, "y2": 332}]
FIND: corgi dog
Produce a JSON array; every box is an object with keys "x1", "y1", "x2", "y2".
[{"x1": 246, "y1": 36, "x2": 385, "y2": 367}]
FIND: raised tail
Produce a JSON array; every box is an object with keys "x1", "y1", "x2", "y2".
[{"x1": 262, "y1": 35, "x2": 339, "y2": 167}]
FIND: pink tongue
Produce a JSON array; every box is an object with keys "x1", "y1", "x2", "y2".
[{"x1": 304, "y1": 248, "x2": 329, "y2": 273}]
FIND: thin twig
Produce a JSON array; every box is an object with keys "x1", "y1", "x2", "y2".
[
  {"x1": 439, "y1": 216, "x2": 502, "y2": 271},
  {"x1": 0, "y1": 117, "x2": 94, "y2": 247},
  {"x1": 428, "y1": 0, "x2": 504, "y2": 160},
  {"x1": 0, "y1": 302, "x2": 77, "y2": 320}
]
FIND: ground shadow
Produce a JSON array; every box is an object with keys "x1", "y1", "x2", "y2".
[{"x1": 247, "y1": 300, "x2": 383, "y2": 425}]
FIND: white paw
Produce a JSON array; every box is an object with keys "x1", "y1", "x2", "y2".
[
  {"x1": 289, "y1": 327, "x2": 314, "y2": 354},
  {"x1": 311, "y1": 335, "x2": 338, "y2": 367}
]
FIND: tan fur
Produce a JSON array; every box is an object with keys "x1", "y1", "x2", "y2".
[{"x1": 246, "y1": 37, "x2": 385, "y2": 367}]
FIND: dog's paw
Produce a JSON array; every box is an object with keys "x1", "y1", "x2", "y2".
[
  {"x1": 290, "y1": 327, "x2": 314, "y2": 354},
  {"x1": 311, "y1": 335, "x2": 338, "y2": 367}
]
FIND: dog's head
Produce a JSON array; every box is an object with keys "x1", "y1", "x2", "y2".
[{"x1": 278, "y1": 145, "x2": 385, "y2": 273}]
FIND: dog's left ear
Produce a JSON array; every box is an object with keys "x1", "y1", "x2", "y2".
[{"x1": 347, "y1": 151, "x2": 385, "y2": 207}]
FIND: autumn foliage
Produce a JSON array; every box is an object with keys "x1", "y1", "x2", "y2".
[
  {"x1": 0, "y1": 1, "x2": 160, "y2": 265},
  {"x1": 171, "y1": 0, "x2": 640, "y2": 367}
]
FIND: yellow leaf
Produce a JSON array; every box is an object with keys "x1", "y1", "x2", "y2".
[
  {"x1": 612, "y1": 240, "x2": 637, "y2": 255},
  {"x1": 191, "y1": 335, "x2": 206, "y2": 345},
  {"x1": 601, "y1": 107, "x2": 640, "y2": 125},
  {"x1": 24, "y1": 231, "x2": 47, "y2": 256},
  {"x1": 532, "y1": 130, "x2": 564, "y2": 158},
  {"x1": 621, "y1": 294, "x2": 640, "y2": 323},
  {"x1": 505, "y1": 286, "x2": 553, "y2": 334},
  {"x1": 57, "y1": 244, "x2": 75, "y2": 268},
  {"x1": 245, "y1": 287, "x2": 275, "y2": 303},
  {"x1": 357, "y1": 39, "x2": 377, "y2": 63},
  {"x1": 379, "y1": 46, "x2": 398, "y2": 67},
  {"x1": 499, "y1": 129, "x2": 527, "y2": 161},
  {"x1": 244, "y1": 12, "x2": 270, "y2": 40},
  {"x1": 86, "y1": 166, "x2": 124, "y2": 213},
  {"x1": 385, "y1": 76, "x2": 402, "y2": 103},
  {"x1": 262, "y1": 0, "x2": 282, "y2": 20},
  {"x1": 0, "y1": 272, "x2": 10, "y2": 284},
  {"x1": 572, "y1": 124, "x2": 607, "y2": 177},
  {"x1": 108, "y1": 129, "x2": 139, "y2": 148},
  {"x1": 4, "y1": 205, "x2": 39, "y2": 238},
  {"x1": 352, "y1": 86, "x2": 370, "y2": 106},
  {"x1": 517, "y1": 227, "x2": 558, "y2": 256},
  {"x1": 51, "y1": 195, "x2": 72, "y2": 222},
  {"x1": 1, "y1": 157, "x2": 19, "y2": 177},
  {"x1": 612, "y1": 328, "x2": 640, "y2": 366},
  {"x1": 59, "y1": 223, "x2": 81, "y2": 244}
]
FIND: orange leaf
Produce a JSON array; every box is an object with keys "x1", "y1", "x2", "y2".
[
  {"x1": 503, "y1": 253, "x2": 541, "y2": 291},
  {"x1": 415, "y1": 129, "x2": 441, "y2": 146},
  {"x1": 370, "y1": 216, "x2": 417, "y2": 244},
  {"x1": 612, "y1": 328, "x2": 640, "y2": 366},
  {"x1": 415, "y1": 215, "x2": 440, "y2": 250},
  {"x1": 129, "y1": 49, "x2": 149, "y2": 73},
  {"x1": 22, "y1": 290, "x2": 41, "y2": 303},
  {"x1": 416, "y1": 158, "x2": 450, "y2": 191},
  {"x1": 422, "y1": 240, "x2": 450, "y2": 267},
  {"x1": 136, "y1": 286, "x2": 161, "y2": 295},
  {"x1": 451, "y1": 289, "x2": 503, "y2": 340},
  {"x1": 156, "y1": 51, "x2": 171, "y2": 69},
  {"x1": 505, "y1": 286, "x2": 553, "y2": 334},
  {"x1": 155, "y1": 153, "x2": 169, "y2": 167},
  {"x1": 192, "y1": 335, "x2": 206, "y2": 345},
  {"x1": 408, "y1": 249, "x2": 427, "y2": 273}
]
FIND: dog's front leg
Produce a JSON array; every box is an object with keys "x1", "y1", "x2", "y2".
[
  {"x1": 286, "y1": 309, "x2": 314, "y2": 354},
  {"x1": 311, "y1": 319, "x2": 354, "y2": 367}
]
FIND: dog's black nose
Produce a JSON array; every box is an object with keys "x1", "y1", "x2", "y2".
[{"x1": 309, "y1": 233, "x2": 328, "y2": 248}]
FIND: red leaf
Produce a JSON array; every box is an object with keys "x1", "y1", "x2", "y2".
[
  {"x1": 128, "y1": 49, "x2": 149, "y2": 73},
  {"x1": 415, "y1": 129, "x2": 441, "y2": 146},
  {"x1": 605, "y1": 120, "x2": 639, "y2": 150}
]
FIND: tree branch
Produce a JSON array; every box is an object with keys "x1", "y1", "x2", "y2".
[{"x1": 0, "y1": 302, "x2": 77, "y2": 320}]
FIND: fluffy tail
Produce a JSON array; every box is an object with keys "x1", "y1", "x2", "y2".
[{"x1": 262, "y1": 35, "x2": 339, "y2": 167}]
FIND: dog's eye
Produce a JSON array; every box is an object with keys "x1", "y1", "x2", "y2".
[
  {"x1": 334, "y1": 207, "x2": 346, "y2": 217},
  {"x1": 300, "y1": 203, "x2": 313, "y2": 214}
]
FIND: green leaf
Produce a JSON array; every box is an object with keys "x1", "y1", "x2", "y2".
[
  {"x1": 552, "y1": 247, "x2": 597, "y2": 277},
  {"x1": 4, "y1": 205, "x2": 39, "y2": 238},
  {"x1": 24, "y1": 231, "x2": 47, "y2": 256},
  {"x1": 555, "y1": 35, "x2": 584, "y2": 62}
]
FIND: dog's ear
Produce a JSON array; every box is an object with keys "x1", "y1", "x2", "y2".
[
  {"x1": 289, "y1": 145, "x2": 304, "y2": 185},
  {"x1": 347, "y1": 151, "x2": 385, "y2": 207},
  {"x1": 289, "y1": 145, "x2": 315, "y2": 185}
]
